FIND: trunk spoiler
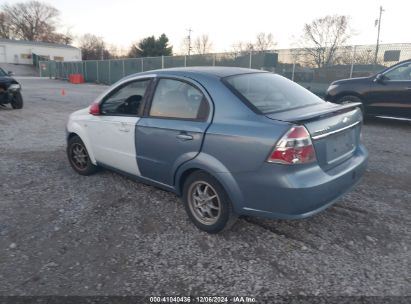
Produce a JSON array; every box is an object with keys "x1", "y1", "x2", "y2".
[{"x1": 265, "y1": 102, "x2": 363, "y2": 123}]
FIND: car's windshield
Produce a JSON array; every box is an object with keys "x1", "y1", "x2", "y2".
[
  {"x1": 0, "y1": 68, "x2": 7, "y2": 77},
  {"x1": 224, "y1": 73, "x2": 324, "y2": 114}
]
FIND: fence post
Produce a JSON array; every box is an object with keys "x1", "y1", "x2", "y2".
[
  {"x1": 96, "y1": 60, "x2": 99, "y2": 83},
  {"x1": 349, "y1": 45, "x2": 357, "y2": 78},
  {"x1": 213, "y1": 54, "x2": 216, "y2": 66},
  {"x1": 249, "y1": 51, "x2": 252, "y2": 68},
  {"x1": 84, "y1": 62, "x2": 87, "y2": 81},
  {"x1": 122, "y1": 60, "x2": 125, "y2": 77},
  {"x1": 161, "y1": 56, "x2": 164, "y2": 69},
  {"x1": 184, "y1": 55, "x2": 187, "y2": 67},
  {"x1": 291, "y1": 62, "x2": 296, "y2": 81},
  {"x1": 108, "y1": 60, "x2": 111, "y2": 84},
  {"x1": 141, "y1": 58, "x2": 144, "y2": 72}
]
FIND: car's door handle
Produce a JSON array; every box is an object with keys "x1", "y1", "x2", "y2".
[
  {"x1": 406, "y1": 87, "x2": 411, "y2": 90},
  {"x1": 119, "y1": 122, "x2": 130, "y2": 132},
  {"x1": 176, "y1": 133, "x2": 193, "y2": 140}
]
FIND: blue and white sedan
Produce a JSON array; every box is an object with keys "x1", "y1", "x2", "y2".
[{"x1": 66, "y1": 67, "x2": 368, "y2": 233}]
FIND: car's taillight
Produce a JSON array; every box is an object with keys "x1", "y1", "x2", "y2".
[
  {"x1": 267, "y1": 126, "x2": 316, "y2": 165},
  {"x1": 89, "y1": 102, "x2": 100, "y2": 115}
]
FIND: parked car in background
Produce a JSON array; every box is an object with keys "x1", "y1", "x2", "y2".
[
  {"x1": 325, "y1": 59, "x2": 411, "y2": 120},
  {"x1": 66, "y1": 67, "x2": 368, "y2": 233},
  {"x1": 0, "y1": 67, "x2": 23, "y2": 109}
]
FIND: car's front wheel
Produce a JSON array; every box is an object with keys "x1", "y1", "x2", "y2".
[
  {"x1": 183, "y1": 171, "x2": 237, "y2": 233},
  {"x1": 337, "y1": 95, "x2": 363, "y2": 105},
  {"x1": 10, "y1": 91, "x2": 23, "y2": 109},
  {"x1": 337, "y1": 95, "x2": 365, "y2": 116},
  {"x1": 67, "y1": 136, "x2": 99, "y2": 176}
]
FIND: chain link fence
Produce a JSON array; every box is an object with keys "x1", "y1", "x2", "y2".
[{"x1": 39, "y1": 43, "x2": 411, "y2": 96}]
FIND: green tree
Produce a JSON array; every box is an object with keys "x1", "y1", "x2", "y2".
[{"x1": 128, "y1": 33, "x2": 172, "y2": 57}]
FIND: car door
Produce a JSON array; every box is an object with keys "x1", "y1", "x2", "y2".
[
  {"x1": 87, "y1": 77, "x2": 153, "y2": 175},
  {"x1": 136, "y1": 77, "x2": 212, "y2": 186},
  {"x1": 367, "y1": 61, "x2": 411, "y2": 118}
]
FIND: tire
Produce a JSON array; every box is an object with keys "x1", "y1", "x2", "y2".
[
  {"x1": 337, "y1": 95, "x2": 363, "y2": 105},
  {"x1": 337, "y1": 95, "x2": 366, "y2": 116},
  {"x1": 10, "y1": 91, "x2": 23, "y2": 109},
  {"x1": 182, "y1": 171, "x2": 237, "y2": 233},
  {"x1": 67, "y1": 136, "x2": 99, "y2": 176}
]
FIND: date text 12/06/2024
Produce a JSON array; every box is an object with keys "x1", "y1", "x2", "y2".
[{"x1": 149, "y1": 296, "x2": 256, "y2": 303}]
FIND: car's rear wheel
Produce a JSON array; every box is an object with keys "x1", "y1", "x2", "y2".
[
  {"x1": 10, "y1": 91, "x2": 23, "y2": 109},
  {"x1": 183, "y1": 171, "x2": 237, "y2": 233},
  {"x1": 67, "y1": 136, "x2": 98, "y2": 175}
]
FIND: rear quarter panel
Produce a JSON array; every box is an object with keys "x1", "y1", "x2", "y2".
[{"x1": 175, "y1": 76, "x2": 291, "y2": 209}]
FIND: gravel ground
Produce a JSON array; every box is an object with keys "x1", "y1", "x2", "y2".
[{"x1": 0, "y1": 78, "x2": 410, "y2": 297}]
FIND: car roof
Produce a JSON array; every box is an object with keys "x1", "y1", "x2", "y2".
[{"x1": 128, "y1": 66, "x2": 266, "y2": 80}]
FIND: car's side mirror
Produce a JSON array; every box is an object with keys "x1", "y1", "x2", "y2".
[
  {"x1": 374, "y1": 73, "x2": 385, "y2": 83},
  {"x1": 7, "y1": 71, "x2": 14, "y2": 76},
  {"x1": 89, "y1": 102, "x2": 100, "y2": 115}
]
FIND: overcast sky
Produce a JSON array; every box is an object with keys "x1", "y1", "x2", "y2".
[{"x1": 6, "y1": 0, "x2": 410, "y2": 52}]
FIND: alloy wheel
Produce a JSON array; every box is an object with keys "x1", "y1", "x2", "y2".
[
  {"x1": 70, "y1": 143, "x2": 89, "y2": 170},
  {"x1": 188, "y1": 181, "x2": 221, "y2": 225}
]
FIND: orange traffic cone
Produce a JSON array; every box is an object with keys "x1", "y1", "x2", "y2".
[{"x1": 61, "y1": 89, "x2": 66, "y2": 96}]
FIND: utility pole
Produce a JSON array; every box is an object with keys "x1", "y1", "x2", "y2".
[
  {"x1": 186, "y1": 28, "x2": 193, "y2": 56},
  {"x1": 374, "y1": 6, "x2": 384, "y2": 64}
]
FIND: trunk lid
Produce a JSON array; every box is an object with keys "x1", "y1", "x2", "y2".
[{"x1": 266, "y1": 102, "x2": 363, "y2": 171}]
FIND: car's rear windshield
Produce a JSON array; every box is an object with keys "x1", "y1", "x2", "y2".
[{"x1": 224, "y1": 73, "x2": 323, "y2": 114}]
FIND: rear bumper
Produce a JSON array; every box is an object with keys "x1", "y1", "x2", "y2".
[{"x1": 231, "y1": 145, "x2": 368, "y2": 220}]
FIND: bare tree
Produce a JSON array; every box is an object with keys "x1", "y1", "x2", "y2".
[
  {"x1": 193, "y1": 34, "x2": 213, "y2": 54},
  {"x1": 78, "y1": 34, "x2": 111, "y2": 60},
  {"x1": 178, "y1": 36, "x2": 191, "y2": 56},
  {"x1": 40, "y1": 29, "x2": 73, "y2": 45},
  {"x1": 254, "y1": 32, "x2": 276, "y2": 52},
  {"x1": 2, "y1": 1, "x2": 59, "y2": 41},
  {"x1": 231, "y1": 41, "x2": 254, "y2": 54},
  {"x1": 0, "y1": 12, "x2": 12, "y2": 38},
  {"x1": 299, "y1": 15, "x2": 351, "y2": 68},
  {"x1": 232, "y1": 32, "x2": 276, "y2": 54}
]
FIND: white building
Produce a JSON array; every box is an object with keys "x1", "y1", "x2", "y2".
[{"x1": 0, "y1": 38, "x2": 81, "y2": 64}]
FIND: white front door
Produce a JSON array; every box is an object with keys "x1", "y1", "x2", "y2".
[
  {"x1": 86, "y1": 78, "x2": 152, "y2": 176},
  {"x1": 88, "y1": 116, "x2": 140, "y2": 175}
]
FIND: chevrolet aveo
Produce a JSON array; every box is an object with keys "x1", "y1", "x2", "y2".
[{"x1": 66, "y1": 67, "x2": 368, "y2": 233}]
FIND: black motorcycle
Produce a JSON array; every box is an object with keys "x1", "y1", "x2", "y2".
[{"x1": 0, "y1": 68, "x2": 23, "y2": 109}]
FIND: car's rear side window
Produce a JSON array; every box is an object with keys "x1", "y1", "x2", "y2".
[
  {"x1": 224, "y1": 73, "x2": 323, "y2": 114},
  {"x1": 149, "y1": 78, "x2": 209, "y2": 120}
]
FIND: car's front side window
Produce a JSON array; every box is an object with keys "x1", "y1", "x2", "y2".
[
  {"x1": 0, "y1": 68, "x2": 7, "y2": 77},
  {"x1": 100, "y1": 79, "x2": 151, "y2": 115},
  {"x1": 149, "y1": 79, "x2": 209, "y2": 120},
  {"x1": 384, "y1": 62, "x2": 411, "y2": 81}
]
